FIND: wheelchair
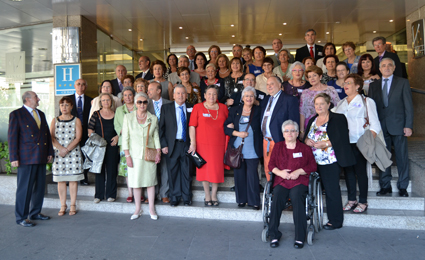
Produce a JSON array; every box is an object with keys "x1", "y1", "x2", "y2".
[{"x1": 261, "y1": 171, "x2": 323, "y2": 246}]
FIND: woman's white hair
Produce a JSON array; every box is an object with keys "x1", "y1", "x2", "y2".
[
  {"x1": 241, "y1": 86, "x2": 257, "y2": 99},
  {"x1": 288, "y1": 62, "x2": 305, "y2": 80},
  {"x1": 281, "y1": 120, "x2": 299, "y2": 133},
  {"x1": 135, "y1": 92, "x2": 149, "y2": 105}
]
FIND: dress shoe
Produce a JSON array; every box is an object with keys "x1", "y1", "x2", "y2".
[
  {"x1": 130, "y1": 209, "x2": 143, "y2": 220},
  {"x1": 107, "y1": 198, "x2": 116, "y2": 202},
  {"x1": 162, "y1": 197, "x2": 170, "y2": 203},
  {"x1": 238, "y1": 203, "x2": 246, "y2": 207},
  {"x1": 252, "y1": 205, "x2": 260, "y2": 210},
  {"x1": 30, "y1": 214, "x2": 50, "y2": 220},
  {"x1": 294, "y1": 242, "x2": 304, "y2": 249},
  {"x1": 184, "y1": 201, "x2": 192, "y2": 206},
  {"x1": 230, "y1": 186, "x2": 235, "y2": 191},
  {"x1": 18, "y1": 219, "x2": 36, "y2": 227},
  {"x1": 94, "y1": 198, "x2": 101, "y2": 203},
  {"x1": 170, "y1": 201, "x2": 179, "y2": 207},
  {"x1": 323, "y1": 223, "x2": 342, "y2": 230},
  {"x1": 150, "y1": 214, "x2": 158, "y2": 220},
  {"x1": 270, "y1": 240, "x2": 279, "y2": 248},
  {"x1": 80, "y1": 180, "x2": 89, "y2": 186},
  {"x1": 376, "y1": 187, "x2": 392, "y2": 196},
  {"x1": 399, "y1": 189, "x2": 409, "y2": 197}
]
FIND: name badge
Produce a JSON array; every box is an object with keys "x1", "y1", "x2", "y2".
[
  {"x1": 297, "y1": 89, "x2": 303, "y2": 93},
  {"x1": 254, "y1": 70, "x2": 261, "y2": 74},
  {"x1": 265, "y1": 111, "x2": 271, "y2": 116},
  {"x1": 318, "y1": 52, "x2": 323, "y2": 56},
  {"x1": 243, "y1": 117, "x2": 249, "y2": 123},
  {"x1": 216, "y1": 83, "x2": 220, "y2": 87},
  {"x1": 258, "y1": 94, "x2": 264, "y2": 99},
  {"x1": 187, "y1": 108, "x2": 193, "y2": 113},
  {"x1": 336, "y1": 89, "x2": 342, "y2": 93},
  {"x1": 293, "y1": 152, "x2": 302, "y2": 158},
  {"x1": 238, "y1": 80, "x2": 243, "y2": 84},
  {"x1": 203, "y1": 113, "x2": 211, "y2": 117}
]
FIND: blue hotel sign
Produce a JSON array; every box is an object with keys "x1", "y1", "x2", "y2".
[{"x1": 54, "y1": 63, "x2": 81, "y2": 95}]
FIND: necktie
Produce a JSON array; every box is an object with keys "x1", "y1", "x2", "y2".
[
  {"x1": 189, "y1": 60, "x2": 194, "y2": 71},
  {"x1": 179, "y1": 106, "x2": 186, "y2": 142},
  {"x1": 142, "y1": 71, "x2": 146, "y2": 78},
  {"x1": 309, "y1": 46, "x2": 314, "y2": 58},
  {"x1": 154, "y1": 101, "x2": 160, "y2": 120},
  {"x1": 119, "y1": 81, "x2": 124, "y2": 91},
  {"x1": 382, "y1": 79, "x2": 389, "y2": 107},
  {"x1": 32, "y1": 110, "x2": 40, "y2": 129},
  {"x1": 261, "y1": 96, "x2": 274, "y2": 136},
  {"x1": 77, "y1": 96, "x2": 84, "y2": 123},
  {"x1": 379, "y1": 55, "x2": 383, "y2": 62}
]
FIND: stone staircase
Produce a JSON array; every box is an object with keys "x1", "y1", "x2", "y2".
[{"x1": 42, "y1": 165, "x2": 425, "y2": 230}]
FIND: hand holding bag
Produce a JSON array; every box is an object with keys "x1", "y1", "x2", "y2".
[
  {"x1": 144, "y1": 123, "x2": 157, "y2": 162},
  {"x1": 224, "y1": 107, "x2": 254, "y2": 169},
  {"x1": 186, "y1": 151, "x2": 207, "y2": 168}
]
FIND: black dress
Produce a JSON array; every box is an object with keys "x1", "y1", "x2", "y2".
[
  {"x1": 282, "y1": 81, "x2": 311, "y2": 101},
  {"x1": 88, "y1": 110, "x2": 119, "y2": 200},
  {"x1": 222, "y1": 74, "x2": 245, "y2": 103}
]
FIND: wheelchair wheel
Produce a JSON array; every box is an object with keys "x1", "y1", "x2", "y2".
[
  {"x1": 307, "y1": 228, "x2": 315, "y2": 246},
  {"x1": 316, "y1": 180, "x2": 324, "y2": 231},
  {"x1": 261, "y1": 189, "x2": 268, "y2": 224},
  {"x1": 261, "y1": 227, "x2": 269, "y2": 242}
]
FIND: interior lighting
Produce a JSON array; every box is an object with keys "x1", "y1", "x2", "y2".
[
  {"x1": 389, "y1": 20, "x2": 394, "y2": 22},
  {"x1": 179, "y1": 27, "x2": 183, "y2": 29},
  {"x1": 283, "y1": 23, "x2": 287, "y2": 25},
  {"x1": 128, "y1": 29, "x2": 132, "y2": 32}
]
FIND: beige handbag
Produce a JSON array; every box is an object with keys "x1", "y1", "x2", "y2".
[{"x1": 144, "y1": 123, "x2": 157, "y2": 162}]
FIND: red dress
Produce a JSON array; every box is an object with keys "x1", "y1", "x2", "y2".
[{"x1": 189, "y1": 102, "x2": 229, "y2": 183}]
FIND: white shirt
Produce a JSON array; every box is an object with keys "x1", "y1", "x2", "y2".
[
  {"x1": 381, "y1": 74, "x2": 393, "y2": 94},
  {"x1": 332, "y1": 95, "x2": 381, "y2": 143},
  {"x1": 174, "y1": 102, "x2": 187, "y2": 139},
  {"x1": 23, "y1": 104, "x2": 40, "y2": 121},
  {"x1": 75, "y1": 93, "x2": 85, "y2": 111},
  {"x1": 262, "y1": 90, "x2": 282, "y2": 139}
]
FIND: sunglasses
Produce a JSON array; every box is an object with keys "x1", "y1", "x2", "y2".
[{"x1": 137, "y1": 100, "x2": 148, "y2": 105}]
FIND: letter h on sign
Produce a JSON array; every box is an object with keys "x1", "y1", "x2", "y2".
[
  {"x1": 62, "y1": 67, "x2": 73, "y2": 81},
  {"x1": 55, "y1": 63, "x2": 81, "y2": 96}
]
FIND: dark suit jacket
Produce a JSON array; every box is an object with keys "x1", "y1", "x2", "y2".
[
  {"x1": 295, "y1": 44, "x2": 324, "y2": 62},
  {"x1": 8, "y1": 107, "x2": 54, "y2": 164},
  {"x1": 64, "y1": 94, "x2": 93, "y2": 145},
  {"x1": 260, "y1": 92, "x2": 300, "y2": 143},
  {"x1": 159, "y1": 102, "x2": 192, "y2": 156},
  {"x1": 111, "y1": 78, "x2": 121, "y2": 95},
  {"x1": 230, "y1": 89, "x2": 267, "y2": 108},
  {"x1": 374, "y1": 51, "x2": 403, "y2": 78},
  {"x1": 368, "y1": 76, "x2": 413, "y2": 136},
  {"x1": 135, "y1": 71, "x2": 154, "y2": 81},
  {"x1": 304, "y1": 112, "x2": 355, "y2": 168},
  {"x1": 224, "y1": 105, "x2": 263, "y2": 158}
]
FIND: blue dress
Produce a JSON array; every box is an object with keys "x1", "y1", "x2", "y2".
[
  {"x1": 327, "y1": 80, "x2": 347, "y2": 100},
  {"x1": 248, "y1": 64, "x2": 264, "y2": 77}
]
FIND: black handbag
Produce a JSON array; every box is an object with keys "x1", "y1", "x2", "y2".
[
  {"x1": 224, "y1": 107, "x2": 254, "y2": 169},
  {"x1": 186, "y1": 151, "x2": 207, "y2": 168}
]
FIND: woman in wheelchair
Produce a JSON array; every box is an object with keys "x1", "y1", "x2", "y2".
[{"x1": 268, "y1": 120, "x2": 317, "y2": 249}]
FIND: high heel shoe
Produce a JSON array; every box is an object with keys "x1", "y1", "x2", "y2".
[
  {"x1": 69, "y1": 205, "x2": 77, "y2": 216},
  {"x1": 150, "y1": 211, "x2": 158, "y2": 220},
  {"x1": 130, "y1": 209, "x2": 143, "y2": 220},
  {"x1": 58, "y1": 205, "x2": 67, "y2": 216}
]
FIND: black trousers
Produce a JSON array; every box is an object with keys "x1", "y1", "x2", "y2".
[
  {"x1": 381, "y1": 130, "x2": 409, "y2": 189},
  {"x1": 318, "y1": 163, "x2": 343, "y2": 227},
  {"x1": 15, "y1": 164, "x2": 46, "y2": 223},
  {"x1": 165, "y1": 142, "x2": 192, "y2": 203},
  {"x1": 268, "y1": 185, "x2": 308, "y2": 242},
  {"x1": 95, "y1": 145, "x2": 119, "y2": 200},
  {"x1": 234, "y1": 158, "x2": 260, "y2": 206},
  {"x1": 344, "y1": 144, "x2": 368, "y2": 203}
]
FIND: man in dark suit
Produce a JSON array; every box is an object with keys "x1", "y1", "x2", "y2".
[
  {"x1": 64, "y1": 79, "x2": 93, "y2": 185},
  {"x1": 372, "y1": 36, "x2": 403, "y2": 78},
  {"x1": 147, "y1": 81, "x2": 172, "y2": 203},
  {"x1": 159, "y1": 85, "x2": 193, "y2": 206},
  {"x1": 368, "y1": 58, "x2": 414, "y2": 197},
  {"x1": 295, "y1": 29, "x2": 324, "y2": 63},
  {"x1": 135, "y1": 56, "x2": 154, "y2": 81},
  {"x1": 268, "y1": 39, "x2": 283, "y2": 68},
  {"x1": 186, "y1": 45, "x2": 197, "y2": 71},
  {"x1": 8, "y1": 91, "x2": 54, "y2": 227},
  {"x1": 230, "y1": 73, "x2": 266, "y2": 108},
  {"x1": 261, "y1": 77, "x2": 300, "y2": 181},
  {"x1": 111, "y1": 65, "x2": 127, "y2": 95}
]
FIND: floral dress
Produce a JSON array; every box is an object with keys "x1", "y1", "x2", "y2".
[{"x1": 307, "y1": 119, "x2": 337, "y2": 165}]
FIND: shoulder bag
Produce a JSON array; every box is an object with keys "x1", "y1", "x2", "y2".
[
  {"x1": 144, "y1": 123, "x2": 157, "y2": 162},
  {"x1": 224, "y1": 107, "x2": 254, "y2": 169}
]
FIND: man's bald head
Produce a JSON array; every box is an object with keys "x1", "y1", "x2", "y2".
[{"x1": 74, "y1": 79, "x2": 87, "y2": 95}]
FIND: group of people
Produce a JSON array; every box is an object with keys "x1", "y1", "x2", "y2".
[{"x1": 8, "y1": 29, "x2": 414, "y2": 250}]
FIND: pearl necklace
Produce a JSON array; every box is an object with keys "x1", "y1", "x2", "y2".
[
  {"x1": 136, "y1": 113, "x2": 147, "y2": 120},
  {"x1": 219, "y1": 69, "x2": 229, "y2": 74}
]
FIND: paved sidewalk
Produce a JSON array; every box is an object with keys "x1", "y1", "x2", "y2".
[{"x1": 0, "y1": 205, "x2": 424, "y2": 260}]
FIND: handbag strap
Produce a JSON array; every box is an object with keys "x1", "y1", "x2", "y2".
[
  {"x1": 145, "y1": 123, "x2": 151, "y2": 147},
  {"x1": 96, "y1": 111, "x2": 104, "y2": 138},
  {"x1": 361, "y1": 95, "x2": 370, "y2": 129},
  {"x1": 241, "y1": 106, "x2": 255, "y2": 144}
]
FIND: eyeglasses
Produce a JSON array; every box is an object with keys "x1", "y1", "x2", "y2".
[
  {"x1": 101, "y1": 99, "x2": 111, "y2": 102},
  {"x1": 343, "y1": 81, "x2": 355, "y2": 86},
  {"x1": 283, "y1": 129, "x2": 298, "y2": 133},
  {"x1": 244, "y1": 78, "x2": 255, "y2": 82},
  {"x1": 292, "y1": 69, "x2": 304, "y2": 72},
  {"x1": 137, "y1": 100, "x2": 148, "y2": 105}
]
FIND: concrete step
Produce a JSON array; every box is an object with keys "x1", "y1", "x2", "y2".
[
  {"x1": 40, "y1": 194, "x2": 425, "y2": 230},
  {"x1": 46, "y1": 184, "x2": 423, "y2": 211}
]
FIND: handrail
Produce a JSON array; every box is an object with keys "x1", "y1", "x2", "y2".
[{"x1": 411, "y1": 88, "x2": 425, "y2": 95}]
